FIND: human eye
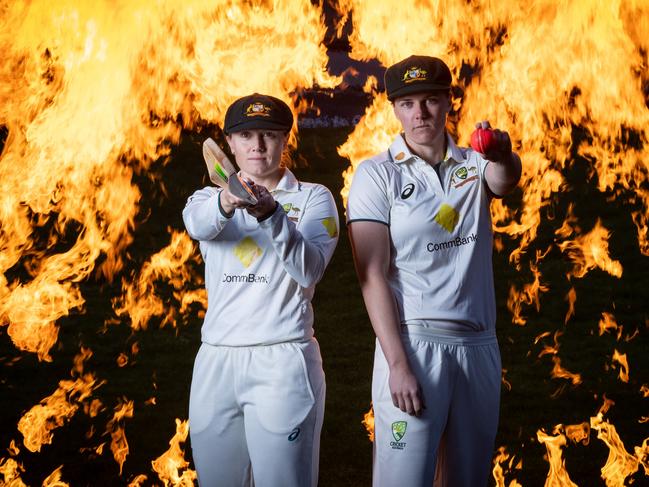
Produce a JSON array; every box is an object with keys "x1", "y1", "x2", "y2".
[
  {"x1": 263, "y1": 131, "x2": 277, "y2": 139},
  {"x1": 399, "y1": 100, "x2": 413, "y2": 109},
  {"x1": 238, "y1": 131, "x2": 251, "y2": 139}
]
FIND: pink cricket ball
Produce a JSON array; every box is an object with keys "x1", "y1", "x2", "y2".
[{"x1": 470, "y1": 127, "x2": 496, "y2": 154}]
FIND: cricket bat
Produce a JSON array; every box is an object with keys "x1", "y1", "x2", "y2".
[{"x1": 202, "y1": 137, "x2": 258, "y2": 205}]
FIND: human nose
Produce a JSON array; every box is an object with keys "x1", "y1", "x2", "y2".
[
  {"x1": 251, "y1": 133, "x2": 266, "y2": 152},
  {"x1": 415, "y1": 101, "x2": 430, "y2": 119}
]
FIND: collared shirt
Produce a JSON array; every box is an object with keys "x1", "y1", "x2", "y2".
[
  {"x1": 346, "y1": 133, "x2": 496, "y2": 331},
  {"x1": 183, "y1": 169, "x2": 339, "y2": 346}
]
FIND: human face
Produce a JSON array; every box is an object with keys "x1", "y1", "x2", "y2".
[
  {"x1": 226, "y1": 129, "x2": 288, "y2": 183},
  {"x1": 392, "y1": 91, "x2": 450, "y2": 149}
]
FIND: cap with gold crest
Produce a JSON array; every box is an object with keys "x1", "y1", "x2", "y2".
[
  {"x1": 223, "y1": 93, "x2": 294, "y2": 135},
  {"x1": 384, "y1": 55, "x2": 452, "y2": 101}
]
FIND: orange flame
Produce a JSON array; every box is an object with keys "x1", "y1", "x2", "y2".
[
  {"x1": 507, "y1": 257, "x2": 549, "y2": 326},
  {"x1": 599, "y1": 312, "x2": 623, "y2": 339},
  {"x1": 0, "y1": 457, "x2": 26, "y2": 487},
  {"x1": 611, "y1": 349, "x2": 630, "y2": 383},
  {"x1": 106, "y1": 398, "x2": 134, "y2": 474},
  {"x1": 536, "y1": 426, "x2": 578, "y2": 487},
  {"x1": 150, "y1": 419, "x2": 196, "y2": 487},
  {"x1": 0, "y1": 0, "x2": 339, "y2": 361},
  {"x1": 564, "y1": 287, "x2": 576, "y2": 325},
  {"x1": 42, "y1": 466, "x2": 69, "y2": 487},
  {"x1": 17, "y1": 348, "x2": 103, "y2": 452},
  {"x1": 590, "y1": 412, "x2": 648, "y2": 485},
  {"x1": 112, "y1": 230, "x2": 205, "y2": 330},
  {"x1": 550, "y1": 356, "x2": 582, "y2": 386},
  {"x1": 492, "y1": 446, "x2": 522, "y2": 487},
  {"x1": 558, "y1": 220, "x2": 623, "y2": 279},
  {"x1": 362, "y1": 405, "x2": 375, "y2": 442}
]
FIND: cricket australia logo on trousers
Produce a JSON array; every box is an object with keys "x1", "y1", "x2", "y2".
[{"x1": 390, "y1": 421, "x2": 407, "y2": 450}]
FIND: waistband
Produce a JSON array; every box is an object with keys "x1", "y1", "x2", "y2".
[
  {"x1": 401, "y1": 325, "x2": 497, "y2": 346},
  {"x1": 201, "y1": 337, "x2": 313, "y2": 348}
]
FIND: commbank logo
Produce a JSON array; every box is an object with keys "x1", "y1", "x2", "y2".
[{"x1": 401, "y1": 183, "x2": 415, "y2": 199}]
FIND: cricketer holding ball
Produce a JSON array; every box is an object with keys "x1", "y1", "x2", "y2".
[
  {"x1": 347, "y1": 55, "x2": 522, "y2": 486},
  {"x1": 183, "y1": 93, "x2": 339, "y2": 486}
]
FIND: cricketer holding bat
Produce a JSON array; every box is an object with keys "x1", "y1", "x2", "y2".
[
  {"x1": 347, "y1": 56, "x2": 522, "y2": 486},
  {"x1": 183, "y1": 93, "x2": 339, "y2": 486}
]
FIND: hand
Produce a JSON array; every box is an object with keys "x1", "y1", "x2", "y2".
[
  {"x1": 245, "y1": 182, "x2": 277, "y2": 220},
  {"x1": 388, "y1": 362, "x2": 425, "y2": 416},
  {"x1": 220, "y1": 187, "x2": 252, "y2": 215},
  {"x1": 475, "y1": 121, "x2": 514, "y2": 165}
]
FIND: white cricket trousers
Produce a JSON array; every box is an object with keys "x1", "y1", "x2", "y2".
[
  {"x1": 189, "y1": 339, "x2": 325, "y2": 487},
  {"x1": 372, "y1": 327, "x2": 501, "y2": 487}
]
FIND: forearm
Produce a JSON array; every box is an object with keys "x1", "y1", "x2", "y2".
[
  {"x1": 182, "y1": 188, "x2": 231, "y2": 241},
  {"x1": 485, "y1": 151, "x2": 522, "y2": 197},
  {"x1": 259, "y1": 209, "x2": 333, "y2": 287},
  {"x1": 359, "y1": 275, "x2": 409, "y2": 368},
  {"x1": 259, "y1": 190, "x2": 338, "y2": 288}
]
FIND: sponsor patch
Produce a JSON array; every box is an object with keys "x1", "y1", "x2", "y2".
[
  {"x1": 321, "y1": 217, "x2": 338, "y2": 238},
  {"x1": 233, "y1": 236, "x2": 262, "y2": 267},
  {"x1": 434, "y1": 204, "x2": 459, "y2": 233}
]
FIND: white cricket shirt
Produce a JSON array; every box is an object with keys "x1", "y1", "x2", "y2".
[
  {"x1": 183, "y1": 169, "x2": 339, "y2": 346},
  {"x1": 346, "y1": 133, "x2": 496, "y2": 331}
]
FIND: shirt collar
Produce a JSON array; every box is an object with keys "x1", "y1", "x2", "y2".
[
  {"x1": 389, "y1": 132, "x2": 467, "y2": 165},
  {"x1": 270, "y1": 168, "x2": 300, "y2": 194}
]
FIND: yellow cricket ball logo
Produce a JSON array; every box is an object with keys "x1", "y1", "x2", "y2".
[
  {"x1": 402, "y1": 66, "x2": 427, "y2": 83},
  {"x1": 245, "y1": 102, "x2": 271, "y2": 117}
]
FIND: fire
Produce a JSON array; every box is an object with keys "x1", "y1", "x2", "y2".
[
  {"x1": 1, "y1": 0, "x2": 648, "y2": 484},
  {"x1": 17, "y1": 347, "x2": 103, "y2": 452},
  {"x1": 536, "y1": 427, "x2": 578, "y2": 487},
  {"x1": 42, "y1": 466, "x2": 69, "y2": 487},
  {"x1": 150, "y1": 419, "x2": 196, "y2": 487},
  {"x1": 106, "y1": 398, "x2": 134, "y2": 474},
  {"x1": 550, "y1": 356, "x2": 582, "y2": 386},
  {"x1": 492, "y1": 446, "x2": 522, "y2": 487},
  {"x1": 362, "y1": 404, "x2": 375, "y2": 442},
  {"x1": 557, "y1": 219, "x2": 623, "y2": 279},
  {"x1": 0, "y1": 457, "x2": 26, "y2": 487},
  {"x1": 112, "y1": 230, "x2": 206, "y2": 330},
  {"x1": 590, "y1": 412, "x2": 648, "y2": 485},
  {"x1": 1, "y1": 0, "x2": 340, "y2": 482},
  {"x1": 611, "y1": 349, "x2": 630, "y2": 383},
  {"x1": 599, "y1": 312, "x2": 622, "y2": 339},
  {"x1": 0, "y1": 0, "x2": 339, "y2": 360}
]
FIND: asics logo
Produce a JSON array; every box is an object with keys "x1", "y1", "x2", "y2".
[{"x1": 401, "y1": 183, "x2": 415, "y2": 199}]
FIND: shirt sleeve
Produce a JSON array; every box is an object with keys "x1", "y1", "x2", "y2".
[
  {"x1": 346, "y1": 161, "x2": 391, "y2": 225},
  {"x1": 258, "y1": 185, "x2": 339, "y2": 288},
  {"x1": 182, "y1": 187, "x2": 232, "y2": 241}
]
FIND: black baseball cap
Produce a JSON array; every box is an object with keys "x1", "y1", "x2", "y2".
[
  {"x1": 384, "y1": 55, "x2": 452, "y2": 101},
  {"x1": 223, "y1": 93, "x2": 294, "y2": 135}
]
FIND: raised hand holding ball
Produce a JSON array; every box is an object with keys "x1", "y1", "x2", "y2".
[{"x1": 471, "y1": 121, "x2": 513, "y2": 164}]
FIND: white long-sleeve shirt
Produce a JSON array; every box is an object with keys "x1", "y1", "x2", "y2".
[{"x1": 183, "y1": 169, "x2": 339, "y2": 346}]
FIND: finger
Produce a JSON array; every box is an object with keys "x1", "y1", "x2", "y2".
[
  {"x1": 480, "y1": 120, "x2": 491, "y2": 129},
  {"x1": 391, "y1": 393, "x2": 399, "y2": 409},
  {"x1": 397, "y1": 396, "x2": 407, "y2": 413},
  {"x1": 411, "y1": 393, "x2": 423, "y2": 417},
  {"x1": 403, "y1": 396, "x2": 415, "y2": 416}
]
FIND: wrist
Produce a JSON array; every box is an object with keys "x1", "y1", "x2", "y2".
[
  {"x1": 218, "y1": 191, "x2": 235, "y2": 218},
  {"x1": 256, "y1": 201, "x2": 279, "y2": 222}
]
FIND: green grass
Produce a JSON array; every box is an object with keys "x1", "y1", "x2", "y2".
[{"x1": 1, "y1": 127, "x2": 647, "y2": 486}]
